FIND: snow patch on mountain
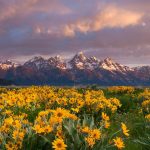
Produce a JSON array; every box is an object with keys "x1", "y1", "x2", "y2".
[
  {"x1": 68, "y1": 51, "x2": 100, "y2": 70},
  {"x1": 99, "y1": 58, "x2": 132, "y2": 72}
]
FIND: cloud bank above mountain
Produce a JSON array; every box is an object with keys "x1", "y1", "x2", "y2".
[{"x1": 0, "y1": 0, "x2": 149, "y2": 66}]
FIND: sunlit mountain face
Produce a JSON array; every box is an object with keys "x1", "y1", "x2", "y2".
[{"x1": 0, "y1": 0, "x2": 149, "y2": 67}]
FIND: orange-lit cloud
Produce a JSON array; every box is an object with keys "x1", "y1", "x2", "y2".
[
  {"x1": 33, "y1": 5, "x2": 143, "y2": 37},
  {"x1": 62, "y1": 5, "x2": 143, "y2": 37}
]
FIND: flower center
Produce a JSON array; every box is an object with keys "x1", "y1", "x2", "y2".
[
  {"x1": 57, "y1": 143, "x2": 62, "y2": 148},
  {"x1": 57, "y1": 112, "x2": 63, "y2": 117}
]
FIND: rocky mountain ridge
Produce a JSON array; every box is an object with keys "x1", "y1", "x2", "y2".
[{"x1": 0, "y1": 52, "x2": 150, "y2": 85}]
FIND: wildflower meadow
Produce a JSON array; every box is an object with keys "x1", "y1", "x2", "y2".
[{"x1": 0, "y1": 86, "x2": 149, "y2": 150}]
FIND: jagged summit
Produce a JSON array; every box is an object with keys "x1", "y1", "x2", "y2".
[
  {"x1": 69, "y1": 51, "x2": 87, "y2": 69},
  {"x1": 99, "y1": 57, "x2": 131, "y2": 72},
  {"x1": 90, "y1": 56, "x2": 98, "y2": 61},
  {"x1": 77, "y1": 51, "x2": 85, "y2": 56},
  {"x1": 29, "y1": 56, "x2": 44, "y2": 62},
  {"x1": 24, "y1": 56, "x2": 47, "y2": 69},
  {"x1": 53, "y1": 55, "x2": 62, "y2": 60},
  {"x1": 69, "y1": 51, "x2": 101, "y2": 70},
  {"x1": 73, "y1": 51, "x2": 87, "y2": 60},
  {"x1": 24, "y1": 55, "x2": 66, "y2": 70},
  {"x1": 48, "y1": 55, "x2": 66, "y2": 69},
  {"x1": 24, "y1": 56, "x2": 45, "y2": 65}
]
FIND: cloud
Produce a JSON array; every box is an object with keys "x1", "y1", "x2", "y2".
[
  {"x1": 0, "y1": 0, "x2": 39, "y2": 21},
  {"x1": 0, "y1": 0, "x2": 71, "y2": 22},
  {"x1": 93, "y1": 5, "x2": 143, "y2": 29},
  {"x1": 62, "y1": 5, "x2": 143, "y2": 37},
  {"x1": 33, "y1": 5, "x2": 143, "y2": 37},
  {"x1": 63, "y1": 25, "x2": 76, "y2": 37}
]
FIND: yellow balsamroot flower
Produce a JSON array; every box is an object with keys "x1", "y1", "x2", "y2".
[
  {"x1": 33, "y1": 124, "x2": 44, "y2": 134},
  {"x1": 102, "y1": 112, "x2": 110, "y2": 121},
  {"x1": 3, "y1": 110, "x2": 12, "y2": 116},
  {"x1": 38, "y1": 110, "x2": 49, "y2": 116},
  {"x1": 83, "y1": 90, "x2": 121, "y2": 113},
  {"x1": 0, "y1": 114, "x2": 29, "y2": 138},
  {"x1": 81, "y1": 126, "x2": 91, "y2": 134},
  {"x1": 84, "y1": 128, "x2": 101, "y2": 148},
  {"x1": 4, "y1": 117, "x2": 14, "y2": 126},
  {"x1": 104, "y1": 121, "x2": 110, "y2": 129},
  {"x1": 71, "y1": 107, "x2": 80, "y2": 113},
  {"x1": 142, "y1": 100, "x2": 150, "y2": 112},
  {"x1": 53, "y1": 108, "x2": 67, "y2": 118},
  {"x1": 56, "y1": 130, "x2": 64, "y2": 139},
  {"x1": 5, "y1": 141, "x2": 18, "y2": 150},
  {"x1": 52, "y1": 138, "x2": 67, "y2": 150},
  {"x1": 139, "y1": 88, "x2": 150, "y2": 100},
  {"x1": 12, "y1": 120, "x2": 22, "y2": 129},
  {"x1": 145, "y1": 114, "x2": 150, "y2": 121},
  {"x1": 16, "y1": 140, "x2": 23, "y2": 149},
  {"x1": 77, "y1": 100, "x2": 84, "y2": 108},
  {"x1": 85, "y1": 136, "x2": 95, "y2": 148},
  {"x1": 142, "y1": 99, "x2": 150, "y2": 106},
  {"x1": 121, "y1": 123, "x2": 129, "y2": 137},
  {"x1": 113, "y1": 137, "x2": 125, "y2": 149},
  {"x1": 0, "y1": 117, "x2": 14, "y2": 133},
  {"x1": 89, "y1": 129, "x2": 101, "y2": 140},
  {"x1": 69, "y1": 98, "x2": 76, "y2": 104},
  {"x1": 0, "y1": 104, "x2": 4, "y2": 109},
  {"x1": 67, "y1": 113, "x2": 77, "y2": 120},
  {"x1": 51, "y1": 107, "x2": 77, "y2": 124},
  {"x1": 43, "y1": 125, "x2": 53, "y2": 133},
  {"x1": 110, "y1": 98, "x2": 122, "y2": 107},
  {"x1": 33, "y1": 108, "x2": 77, "y2": 134},
  {"x1": 12, "y1": 130, "x2": 25, "y2": 141}
]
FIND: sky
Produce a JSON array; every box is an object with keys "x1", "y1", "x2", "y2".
[{"x1": 0, "y1": 0, "x2": 149, "y2": 66}]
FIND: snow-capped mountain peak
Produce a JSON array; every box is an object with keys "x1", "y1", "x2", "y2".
[
  {"x1": 99, "y1": 57, "x2": 130, "y2": 72},
  {"x1": 48, "y1": 56, "x2": 66, "y2": 69},
  {"x1": 55, "y1": 55, "x2": 61, "y2": 59},
  {"x1": 69, "y1": 51, "x2": 100, "y2": 70},
  {"x1": 74, "y1": 51, "x2": 87, "y2": 61},
  {"x1": 68, "y1": 51, "x2": 88, "y2": 69},
  {"x1": 24, "y1": 55, "x2": 67, "y2": 70},
  {"x1": 103, "y1": 57, "x2": 115, "y2": 64},
  {"x1": 90, "y1": 56, "x2": 98, "y2": 61},
  {"x1": 24, "y1": 56, "x2": 51, "y2": 70}
]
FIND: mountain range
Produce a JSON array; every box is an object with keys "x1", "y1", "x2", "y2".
[{"x1": 0, "y1": 52, "x2": 150, "y2": 86}]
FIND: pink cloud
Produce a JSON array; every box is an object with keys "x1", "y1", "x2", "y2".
[{"x1": 62, "y1": 5, "x2": 144, "y2": 36}]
